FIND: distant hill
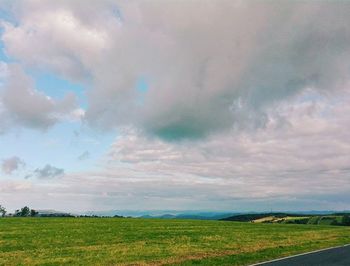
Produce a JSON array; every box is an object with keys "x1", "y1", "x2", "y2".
[
  {"x1": 221, "y1": 213, "x2": 307, "y2": 222},
  {"x1": 37, "y1": 209, "x2": 75, "y2": 217},
  {"x1": 221, "y1": 212, "x2": 350, "y2": 226},
  {"x1": 140, "y1": 213, "x2": 234, "y2": 220}
]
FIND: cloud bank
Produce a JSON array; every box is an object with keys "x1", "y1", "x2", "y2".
[{"x1": 1, "y1": 1, "x2": 350, "y2": 138}]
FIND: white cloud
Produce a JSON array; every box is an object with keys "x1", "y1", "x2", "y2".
[
  {"x1": 0, "y1": 61, "x2": 8, "y2": 80},
  {"x1": 1, "y1": 1, "x2": 110, "y2": 81},
  {"x1": 0, "y1": 64, "x2": 80, "y2": 130}
]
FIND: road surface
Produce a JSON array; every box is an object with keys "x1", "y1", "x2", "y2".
[{"x1": 255, "y1": 244, "x2": 350, "y2": 266}]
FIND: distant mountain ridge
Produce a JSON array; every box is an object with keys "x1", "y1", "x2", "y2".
[
  {"x1": 84, "y1": 210, "x2": 236, "y2": 219},
  {"x1": 140, "y1": 213, "x2": 234, "y2": 220},
  {"x1": 82, "y1": 210, "x2": 349, "y2": 220}
]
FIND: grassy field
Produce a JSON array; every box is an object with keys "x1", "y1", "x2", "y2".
[{"x1": 1, "y1": 218, "x2": 350, "y2": 265}]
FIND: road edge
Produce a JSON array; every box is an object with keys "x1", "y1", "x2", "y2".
[{"x1": 249, "y1": 243, "x2": 350, "y2": 266}]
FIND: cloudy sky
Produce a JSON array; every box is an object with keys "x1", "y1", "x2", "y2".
[{"x1": 1, "y1": 0, "x2": 350, "y2": 213}]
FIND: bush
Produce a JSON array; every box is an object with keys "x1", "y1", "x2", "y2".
[{"x1": 342, "y1": 215, "x2": 350, "y2": 226}]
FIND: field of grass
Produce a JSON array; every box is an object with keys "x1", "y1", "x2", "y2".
[
  {"x1": 1, "y1": 218, "x2": 350, "y2": 265},
  {"x1": 252, "y1": 216, "x2": 313, "y2": 224}
]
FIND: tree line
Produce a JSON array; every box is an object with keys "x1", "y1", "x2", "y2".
[
  {"x1": 0, "y1": 205, "x2": 38, "y2": 217},
  {"x1": 0, "y1": 204, "x2": 125, "y2": 218}
]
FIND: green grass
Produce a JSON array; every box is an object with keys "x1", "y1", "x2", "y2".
[
  {"x1": 1, "y1": 218, "x2": 350, "y2": 265},
  {"x1": 307, "y1": 216, "x2": 321, "y2": 224}
]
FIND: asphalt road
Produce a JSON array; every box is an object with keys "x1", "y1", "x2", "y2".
[{"x1": 255, "y1": 244, "x2": 350, "y2": 266}]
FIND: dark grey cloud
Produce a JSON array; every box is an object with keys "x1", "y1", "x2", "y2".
[
  {"x1": 1, "y1": 156, "x2": 25, "y2": 174},
  {"x1": 33, "y1": 164, "x2": 64, "y2": 179}
]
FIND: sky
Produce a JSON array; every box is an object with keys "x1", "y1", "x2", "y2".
[{"x1": 1, "y1": 0, "x2": 350, "y2": 213}]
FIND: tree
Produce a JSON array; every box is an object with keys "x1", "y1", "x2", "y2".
[
  {"x1": 17, "y1": 206, "x2": 30, "y2": 217},
  {"x1": 0, "y1": 205, "x2": 6, "y2": 217},
  {"x1": 14, "y1": 206, "x2": 38, "y2": 217},
  {"x1": 30, "y1": 209, "x2": 38, "y2": 217}
]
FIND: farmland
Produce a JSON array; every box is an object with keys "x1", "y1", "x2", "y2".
[
  {"x1": 222, "y1": 213, "x2": 350, "y2": 226},
  {"x1": 1, "y1": 218, "x2": 350, "y2": 265}
]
